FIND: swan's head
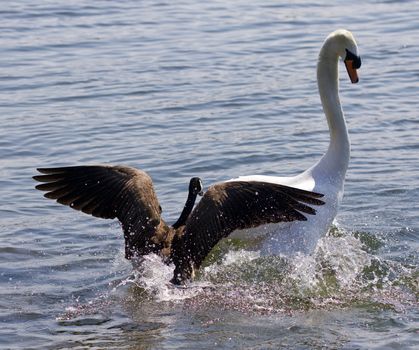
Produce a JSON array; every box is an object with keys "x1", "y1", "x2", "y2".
[{"x1": 321, "y1": 29, "x2": 361, "y2": 83}]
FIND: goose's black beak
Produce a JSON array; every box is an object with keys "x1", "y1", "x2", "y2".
[{"x1": 198, "y1": 190, "x2": 204, "y2": 196}]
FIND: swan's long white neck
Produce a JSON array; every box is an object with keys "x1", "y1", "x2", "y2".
[{"x1": 313, "y1": 45, "x2": 350, "y2": 184}]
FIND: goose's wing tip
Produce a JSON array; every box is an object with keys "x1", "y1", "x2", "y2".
[
  {"x1": 312, "y1": 191, "x2": 325, "y2": 198},
  {"x1": 33, "y1": 173, "x2": 49, "y2": 181},
  {"x1": 36, "y1": 167, "x2": 55, "y2": 174},
  {"x1": 34, "y1": 183, "x2": 45, "y2": 190},
  {"x1": 313, "y1": 196, "x2": 325, "y2": 206}
]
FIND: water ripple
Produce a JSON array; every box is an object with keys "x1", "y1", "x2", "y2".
[{"x1": 1, "y1": 0, "x2": 419, "y2": 349}]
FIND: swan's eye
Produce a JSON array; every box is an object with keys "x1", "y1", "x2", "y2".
[{"x1": 344, "y1": 49, "x2": 361, "y2": 69}]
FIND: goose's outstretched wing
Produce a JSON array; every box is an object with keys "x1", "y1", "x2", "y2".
[
  {"x1": 33, "y1": 165, "x2": 164, "y2": 258},
  {"x1": 171, "y1": 181, "x2": 324, "y2": 283}
]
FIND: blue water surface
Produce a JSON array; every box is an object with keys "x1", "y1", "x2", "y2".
[{"x1": 0, "y1": 1, "x2": 418, "y2": 349}]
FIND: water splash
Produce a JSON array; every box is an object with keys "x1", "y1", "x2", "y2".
[
  {"x1": 59, "y1": 227, "x2": 417, "y2": 320},
  {"x1": 181, "y1": 227, "x2": 418, "y2": 314},
  {"x1": 290, "y1": 234, "x2": 371, "y2": 295},
  {"x1": 131, "y1": 254, "x2": 212, "y2": 302}
]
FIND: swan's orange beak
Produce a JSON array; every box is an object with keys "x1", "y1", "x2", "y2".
[
  {"x1": 345, "y1": 60, "x2": 359, "y2": 84},
  {"x1": 344, "y1": 49, "x2": 361, "y2": 84}
]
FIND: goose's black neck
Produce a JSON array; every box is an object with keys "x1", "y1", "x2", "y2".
[
  {"x1": 172, "y1": 177, "x2": 202, "y2": 229},
  {"x1": 172, "y1": 192, "x2": 197, "y2": 229}
]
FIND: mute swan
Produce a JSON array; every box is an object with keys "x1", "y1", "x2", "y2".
[{"x1": 230, "y1": 29, "x2": 361, "y2": 256}]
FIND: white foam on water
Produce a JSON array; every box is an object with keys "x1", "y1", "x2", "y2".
[
  {"x1": 203, "y1": 249, "x2": 260, "y2": 276},
  {"x1": 289, "y1": 233, "x2": 372, "y2": 294},
  {"x1": 63, "y1": 226, "x2": 415, "y2": 318},
  {"x1": 132, "y1": 229, "x2": 375, "y2": 307},
  {"x1": 133, "y1": 253, "x2": 210, "y2": 302}
]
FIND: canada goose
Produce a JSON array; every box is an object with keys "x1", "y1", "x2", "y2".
[{"x1": 33, "y1": 165, "x2": 324, "y2": 284}]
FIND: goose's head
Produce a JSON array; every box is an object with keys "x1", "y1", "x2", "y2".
[
  {"x1": 321, "y1": 29, "x2": 362, "y2": 83},
  {"x1": 189, "y1": 177, "x2": 204, "y2": 196}
]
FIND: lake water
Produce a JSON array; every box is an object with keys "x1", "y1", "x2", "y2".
[{"x1": 1, "y1": 0, "x2": 418, "y2": 349}]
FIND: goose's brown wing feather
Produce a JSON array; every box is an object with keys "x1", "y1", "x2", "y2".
[
  {"x1": 34, "y1": 165, "x2": 164, "y2": 258},
  {"x1": 171, "y1": 181, "x2": 324, "y2": 283}
]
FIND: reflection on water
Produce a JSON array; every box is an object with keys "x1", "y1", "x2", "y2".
[{"x1": 1, "y1": 0, "x2": 418, "y2": 349}]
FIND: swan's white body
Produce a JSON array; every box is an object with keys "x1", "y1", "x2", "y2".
[{"x1": 227, "y1": 29, "x2": 360, "y2": 256}]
